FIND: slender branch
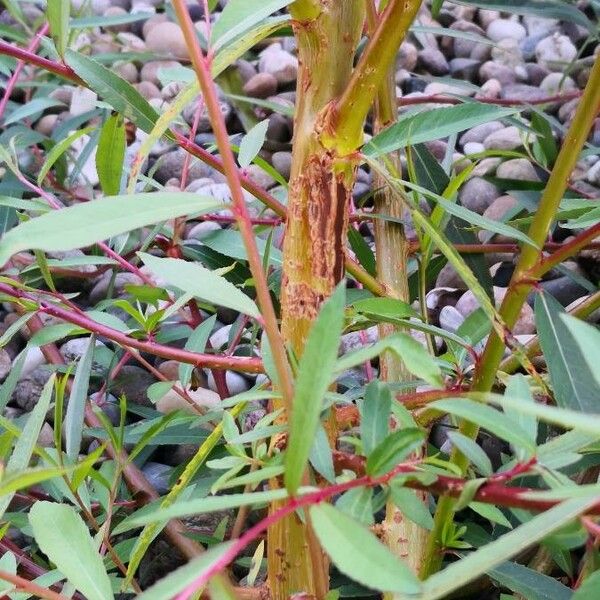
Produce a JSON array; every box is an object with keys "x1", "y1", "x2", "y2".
[
  {"x1": 0, "y1": 571, "x2": 69, "y2": 600},
  {"x1": 422, "y1": 51, "x2": 600, "y2": 579},
  {"x1": 0, "y1": 282, "x2": 264, "y2": 373},
  {"x1": 172, "y1": 0, "x2": 294, "y2": 411}
]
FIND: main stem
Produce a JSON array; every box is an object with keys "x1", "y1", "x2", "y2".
[{"x1": 421, "y1": 51, "x2": 600, "y2": 578}]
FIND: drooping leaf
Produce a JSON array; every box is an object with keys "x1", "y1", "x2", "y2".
[
  {"x1": 4, "y1": 98, "x2": 65, "y2": 127},
  {"x1": 352, "y1": 297, "x2": 417, "y2": 321},
  {"x1": 535, "y1": 293, "x2": 600, "y2": 412},
  {"x1": 0, "y1": 193, "x2": 222, "y2": 266},
  {"x1": 29, "y1": 502, "x2": 114, "y2": 600},
  {"x1": 211, "y1": 0, "x2": 293, "y2": 51},
  {"x1": 96, "y1": 113, "x2": 126, "y2": 196},
  {"x1": 360, "y1": 381, "x2": 392, "y2": 456},
  {"x1": 364, "y1": 104, "x2": 518, "y2": 157},
  {"x1": 558, "y1": 313, "x2": 600, "y2": 390},
  {"x1": 504, "y1": 374, "x2": 538, "y2": 459},
  {"x1": 285, "y1": 284, "x2": 345, "y2": 494},
  {"x1": 179, "y1": 316, "x2": 216, "y2": 388},
  {"x1": 390, "y1": 485, "x2": 434, "y2": 530},
  {"x1": 336, "y1": 487, "x2": 374, "y2": 525},
  {"x1": 366, "y1": 428, "x2": 425, "y2": 476},
  {"x1": 64, "y1": 336, "x2": 95, "y2": 461},
  {"x1": 46, "y1": 0, "x2": 70, "y2": 57},
  {"x1": 139, "y1": 253, "x2": 260, "y2": 319},
  {"x1": 446, "y1": 431, "x2": 493, "y2": 476},
  {"x1": 237, "y1": 119, "x2": 269, "y2": 169},
  {"x1": 310, "y1": 503, "x2": 422, "y2": 594},
  {"x1": 433, "y1": 398, "x2": 536, "y2": 455},
  {"x1": 65, "y1": 50, "x2": 159, "y2": 133},
  {"x1": 309, "y1": 423, "x2": 336, "y2": 483}
]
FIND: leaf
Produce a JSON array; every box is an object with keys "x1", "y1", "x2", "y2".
[
  {"x1": 136, "y1": 543, "x2": 233, "y2": 600},
  {"x1": 46, "y1": 0, "x2": 70, "y2": 57},
  {"x1": 29, "y1": 502, "x2": 114, "y2": 600},
  {"x1": 0, "y1": 193, "x2": 222, "y2": 266},
  {"x1": 453, "y1": 0, "x2": 595, "y2": 32},
  {"x1": 4, "y1": 98, "x2": 65, "y2": 126},
  {"x1": 211, "y1": 0, "x2": 294, "y2": 51},
  {"x1": 390, "y1": 485, "x2": 434, "y2": 530},
  {"x1": 285, "y1": 284, "x2": 345, "y2": 494},
  {"x1": 38, "y1": 125, "x2": 95, "y2": 185},
  {"x1": 309, "y1": 423, "x2": 336, "y2": 483},
  {"x1": 352, "y1": 297, "x2": 417, "y2": 321},
  {"x1": 366, "y1": 428, "x2": 425, "y2": 476},
  {"x1": 64, "y1": 50, "x2": 159, "y2": 133},
  {"x1": 310, "y1": 503, "x2": 422, "y2": 594},
  {"x1": 139, "y1": 253, "x2": 260, "y2": 319},
  {"x1": 558, "y1": 313, "x2": 600, "y2": 389},
  {"x1": 535, "y1": 293, "x2": 600, "y2": 412},
  {"x1": 470, "y1": 502, "x2": 512, "y2": 528},
  {"x1": 504, "y1": 374, "x2": 538, "y2": 459},
  {"x1": 573, "y1": 570, "x2": 600, "y2": 599},
  {"x1": 238, "y1": 120, "x2": 269, "y2": 169},
  {"x1": 433, "y1": 398, "x2": 536, "y2": 454},
  {"x1": 447, "y1": 431, "x2": 493, "y2": 476},
  {"x1": 201, "y1": 229, "x2": 283, "y2": 267},
  {"x1": 336, "y1": 487, "x2": 374, "y2": 525},
  {"x1": 421, "y1": 496, "x2": 597, "y2": 600},
  {"x1": 360, "y1": 381, "x2": 392, "y2": 456},
  {"x1": 0, "y1": 374, "x2": 55, "y2": 520},
  {"x1": 64, "y1": 336, "x2": 95, "y2": 461},
  {"x1": 179, "y1": 316, "x2": 216, "y2": 387},
  {"x1": 488, "y1": 561, "x2": 572, "y2": 600},
  {"x1": 364, "y1": 104, "x2": 518, "y2": 157},
  {"x1": 96, "y1": 113, "x2": 126, "y2": 196}
]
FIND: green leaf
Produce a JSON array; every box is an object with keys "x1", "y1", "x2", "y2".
[
  {"x1": 46, "y1": 0, "x2": 70, "y2": 57},
  {"x1": 360, "y1": 381, "x2": 392, "y2": 456},
  {"x1": 422, "y1": 497, "x2": 597, "y2": 600},
  {"x1": 470, "y1": 502, "x2": 512, "y2": 528},
  {"x1": 364, "y1": 104, "x2": 518, "y2": 157},
  {"x1": 0, "y1": 374, "x2": 55, "y2": 519},
  {"x1": 309, "y1": 423, "x2": 336, "y2": 483},
  {"x1": 336, "y1": 487, "x2": 374, "y2": 525},
  {"x1": 558, "y1": 313, "x2": 600, "y2": 390},
  {"x1": 334, "y1": 333, "x2": 443, "y2": 388},
  {"x1": 310, "y1": 503, "x2": 422, "y2": 594},
  {"x1": 535, "y1": 293, "x2": 600, "y2": 412},
  {"x1": 96, "y1": 113, "x2": 126, "y2": 196},
  {"x1": 211, "y1": 0, "x2": 293, "y2": 51},
  {"x1": 136, "y1": 543, "x2": 232, "y2": 600},
  {"x1": 5, "y1": 98, "x2": 65, "y2": 127},
  {"x1": 366, "y1": 428, "x2": 425, "y2": 476},
  {"x1": 0, "y1": 193, "x2": 222, "y2": 266},
  {"x1": 238, "y1": 120, "x2": 269, "y2": 169},
  {"x1": 390, "y1": 485, "x2": 434, "y2": 530},
  {"x1": 446, "y1": 431, "x2": 493, "y2": 476},
  {"x1": 64, "y1": 50, "x2": 159, "y2": 133},
  {"x1": 352, "y1": 297, "x2": 417, "y2": 321},
  {"x1": 29, "y1": 502, "x2": 114, "y2": 600},
  {"x1": 179, "y1": 316, "x2": 216, "y2": 387},
  {"x1": 573, "y1": 570, "x2": 600, "y2": 599},
  {"x1": 488, "y1": 561, "x2": 572, "y2": 600},
  {"x1": 433, "y1": 398, "x2": 536, "y2": 454},
  {"x1": 348, "y1": 227, "x2": 377, "y2": 277},
  {"x1": 453, "y1": 0, "x2": 594, "y2": 32},
  {"x1": 504, "y1": 374, "x2": 538, "y2": 459},
  {"x1": 200, "y1": 229, "x2": 283, "y2": 267},
  {"x1": 64, "y1": 336, "x2": 95, "y2": 461},
  {"x1": 139, "y1": 253, "x2": 260, "y2": 319},
  {"x1": 285, "y1": 284, "x2": 345, "y2": 494}
]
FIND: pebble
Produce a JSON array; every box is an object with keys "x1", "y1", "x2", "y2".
[
  {"x1": 397, "y1": 42, "x2": 418, "y2": 71},
  {"x1": 243, "y1": 72, "x2": 278, "y2": 99},
  {"x1": 13, "y1": 367, "x2": 53, "y2": 412},
  {"x1": 258, "y1": 44, "x2": 298, "y2": 85},
  {"x1": 483, "y1": 126, "x2": 524, "y2": 151},
  {"x1": 145, "y1": 22, "x2": 189, "y2": 60},
  {"x1": 207, "y1": 370, "x2": 250, "y2": 396},
  {"x1": 156, "y1": 385, "x2": 220, "y2": 414},
  {"x1": 141, "y1": 462, "x2": 171, "y2": 495},
  {"x1": 496, "y1": 158, "x2": 540, "y2": 181},
  {"x1": 535, "y1": 34, "x2": 577, "y2": 71},
  {"x1": 480, "y1": 195, "x2": 519, "y2": 242},
  {"x1": 439, "y1": 306, "x2": 465, "y2": 333},
  {"x1": 418, "y1": 48, "x2": 450, "y2": 75},
  {"x1": 460, "y1": 121, "x2": 504, "y2": 146},
  {"x1": 458, "y1": 177, "x2": 500, "y2": 215},
  {"x1": 111, "y1": 365, "x2": 157, "y2": 407},
  {"x1": 340, "y1": 327, "x2": 379, "y2": 355},
  {"x1": 539, "y1": 72, "x2": 577, "y2": 96},
  {"x1": 491, "y1": 39, "x2": 523, "y2": 68},
  {"x1": 523, "y1": 16, "x2": 559, "y2": 38},
  {"x1": 140, "y1": 60, "x2": 181, "y2": 86},
  {"x1": 0, "y1": 348, "x2": 11, "y2": 382},
  {"x1": 586, "y1": 161, "x2": 600, "y2": 185},
  {"x1": 271, "y1": 151, "x2": 292, "y2": 180},
  {"x1": 486, "y1": 19, "x2": 526, "y2": 43},
  {"x1": 463, "y1": 141, "x2": 485, "y2": 155},
  {"x1": 479, "y1": 61, "x2": 517, "y2": 86}
]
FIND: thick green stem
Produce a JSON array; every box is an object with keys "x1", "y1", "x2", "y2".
[{"x1": 421, "y1": 52, "x2": 600, "y2": 579}]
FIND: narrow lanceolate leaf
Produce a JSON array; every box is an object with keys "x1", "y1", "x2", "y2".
[
  {"x1": 29, "y1": 502, "x2": 114, "y2": 600},
  {"x1": 573, "y1": 571, "x2": 600, "y2": 599},
  {"x1": 139, "y1": 253, "x2": 260, "y2": 319},
  {"x1": 179, "y1": 315, "x2": 216, "y2": 387},
  {"x1": 238, "y1": 119, "x2": 269, "y2": 168},
  {"x1": 284, "y1": 284, "x2": 346, "y2": 494},
  {"x1": 535, "y1": 293, "x2": 600, "y2": 413},
  {"x1": 488, "y1": 561, "x2": 572, "y2": 600},
  {"x1": 558, "y1": 313, "x2": 600, "y2": 390},
  {"x1": 46, "y1": 0, "x2": 70, "y2": 57},
  {"x1": 360, "y1": 381, "x2": 392, "y2": 456},
  {"x1": 310, "y1": 503, "x2": 422, "y2": 594},
  {"x1": 366, "y1": 428, "x2": 425, "y2": 476},
  {"x1": 65, "y1": 336, "x2": 95, "y2": 461},
  {"x1": 211, "y1": 0, "x2": 293, "y2": 51},
  {"x1": 96, "y1": 113, "x2": 126, "y2": 196},
  {"x1": 421, "y1": 496, "x2": 598, "y2": 600},
  {"x1": 433, "y1": 398, "x2": 536, "y2": 455},
  {"x1": 64, "y1": 50, "x2": 159, "y2": 133},
  {"x1": 0, "y1": 193, "x2": 222, "y2": 266},
  {"x1": 0, "y1": 374, "x2": 55, "y2": 519},
  {"x1": 364, "y1": 104, "x2": 518, "y2": 157}
]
